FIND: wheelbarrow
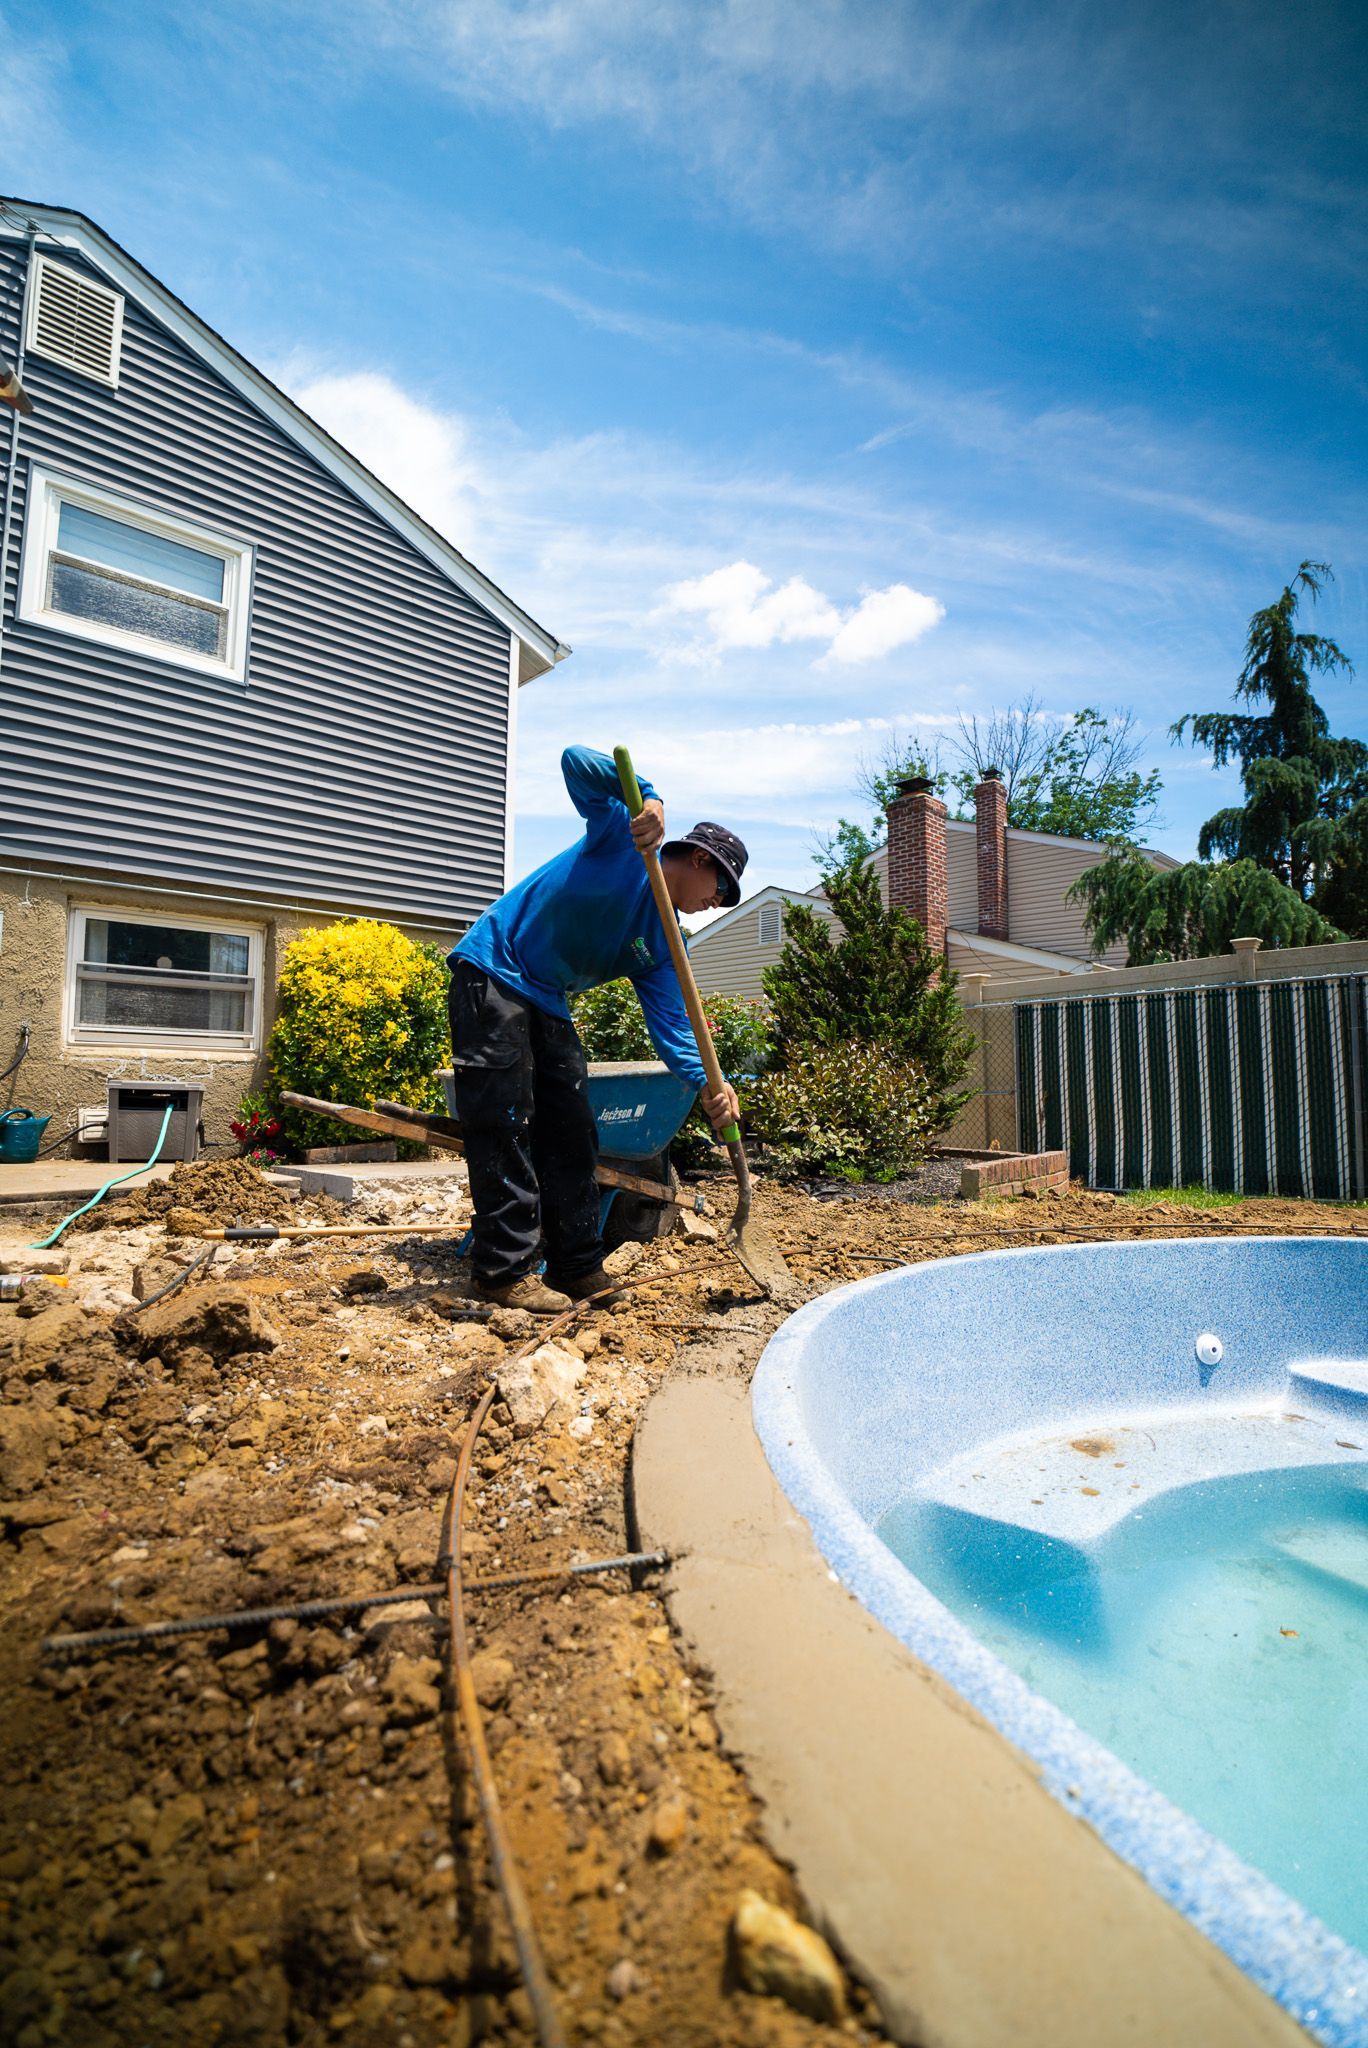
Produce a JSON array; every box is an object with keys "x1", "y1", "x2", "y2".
[
  {"x1": 442, "y1": 1059, "x2": 700, "y2": 1251},
  {"x1": 280, "y1": 1062, "x2": 708, "y2": 1253}
]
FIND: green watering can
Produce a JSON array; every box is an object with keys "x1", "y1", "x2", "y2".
[{"x1": 0, "y1": 1110, "x2": 51, "y2": 1163}]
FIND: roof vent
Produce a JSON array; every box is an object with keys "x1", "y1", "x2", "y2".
[
  {"x1": 26, "y1": 254, "x2": 124, "y2": 388},
  {"x1": 759, "y1": 902, "x2": 782, "y2": 945}
]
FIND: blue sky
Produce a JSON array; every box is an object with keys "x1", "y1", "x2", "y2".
[{"x1": 5, "y1": 0, "x2": 1367, "y2": 901}]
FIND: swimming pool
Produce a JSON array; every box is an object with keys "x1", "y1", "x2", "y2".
[{"x1": 752, "y1": 1236, "x2": 1368, "y2": 2048}]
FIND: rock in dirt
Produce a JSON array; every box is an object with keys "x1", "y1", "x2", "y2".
[
  {"x1": 382, "y1": 1653, "x2": 442, "y2": 1724},
  {"x1": 646, "y1": 1793, "x2": 689, "y2": 1856},
  {"x1": 0, "y1": 1404, "x2": 67, "y2": 1495},
  {"x1": 470, "y1": 1650, "x2": 514, "y2": 1709},
  {"x1": 603, "y1": 1241, "x2": 644, "y2": 1277},
  {"x1": 496, "y1": 1340, "x2": 585, "y2": 1436},
  {"x1": 132, "y1": 1257, "x2": 185, "y2": 1303},
  {"x1": 606, "y1": 1958, "x2": 644, "y2": 2000},
  {"x1": 122, "y1": 1285, "x2": 283, "y2": 1367},
  {"x1": 596, "y1": 1732, "x2": 632, "y2": 1786},
  {"x1": 339, "y1": 1266, "x2": 387, "y2": 1297},
  {"x1": 730, "y1": 1889, "x2": 846, "y2": 2023}
]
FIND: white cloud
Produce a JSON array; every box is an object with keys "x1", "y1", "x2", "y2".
[
  {"x1": 661, "y1": 560, "x2": 943, "y2": 665},
  {"x1": 280, "y1": 364, "x2": 484, "y2": 553},
  {"x1": 824, "y1": 584, "x2": 946, "y2": 665}
]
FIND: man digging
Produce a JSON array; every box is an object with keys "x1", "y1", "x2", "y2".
[{"x1": 447, "y1": 744, "x2": 748, "y2": 1314}]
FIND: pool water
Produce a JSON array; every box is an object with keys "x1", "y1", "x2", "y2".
[{"x1": 880, "y1": 1462, "x2": 1368, "y2": 1954}]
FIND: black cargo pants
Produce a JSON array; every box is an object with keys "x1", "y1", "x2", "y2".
[{"x1": 446, "y1": 962, "x2": 603, "y2": 1287}]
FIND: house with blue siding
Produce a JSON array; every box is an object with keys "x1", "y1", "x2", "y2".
[{"x1": 0, "y1": 198, "x2": 568, "y2": 1149}]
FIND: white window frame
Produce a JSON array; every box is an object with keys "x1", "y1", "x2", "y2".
[
  {"x1": 19, "y1": 465, "x2": 255, "y2": 682},
  {"x1": 65, "y1": 905, "x2": 264, "y2": 1053}
]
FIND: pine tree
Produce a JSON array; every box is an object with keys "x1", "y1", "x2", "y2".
[
  {"x1": 1073, "y1": 564, "x2": 1367, "y2": 959},
  {"x1": 1174, "y1": 561, "x2": 1366, "y2": 928},
  {"x1": 761, "y1": 860, "x2": 974, "y2": 1130}
]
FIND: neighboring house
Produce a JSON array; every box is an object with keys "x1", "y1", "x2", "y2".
[
  {"x1": 0, "y1": 199, "x2": 567, "y2": 1147},
  {"x1": 688, "y1": 771, "x2": 1179, "y2": 999}
]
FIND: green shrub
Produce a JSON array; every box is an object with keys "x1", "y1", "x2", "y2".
[
  {"x1": 268, "y1": 919, "x2": 448, "y2": 1153},
  {"x1": 747, "y1": 1040, "x2": 936, "y2": 1182},
  {"x1": 763, "y1": 861, "x2": 974, "y2": 1130}
]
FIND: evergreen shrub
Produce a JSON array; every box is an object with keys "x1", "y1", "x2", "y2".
[
  {"x1": 269, "y1": 919, "x2": 448, "y2": 1152},
  {"x1": 747, "y1": 1041, "x2": 936, "y2": 1182}
]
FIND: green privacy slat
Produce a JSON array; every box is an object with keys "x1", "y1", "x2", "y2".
[
  {"x1": 1301, "y1": 979, "x2": 1341, "y2": 1200},
  {"x1": 1090, "y1": 1000, "x2": 1118, "y2": 1189},
  {"x1": 1204, "y1": 988, "x2": 1237, "y2": 1193},
  {"x1": 1144, "y1": 995, "x2": 1175, "y2": 1189},
  {"x1": 1117, "y1": 996, "x2": 1145, "y2": 1188},
  {"x1": 1344, "y1": 977, "x2": 1368, "y2": 1200},
  {"x1": 1234, "y1": 984, "x2": 1270, "y2": 1196},
  {"x1": 1040, "y1": 1004, "x2": 1063, "y2": 1153},
  {"x1": 1266, "y1": 981, "x2": 1305, "y2": 1197},
  {"x1": 1064, "y1": 1002, "x2": 1090, "y2": 1179},
  {"x1": 1016, "y1": 1006, "x2": 1038, "y2": 1152},
  {"x1": 1173, "y1": 991, "x2": 1205, "y2": 1188}
]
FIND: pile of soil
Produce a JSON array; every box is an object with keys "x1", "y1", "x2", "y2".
[
  {"x1": 71, "y1": 1160, "x2": 296, "y2": 1234},
  {"x1": 0, "y1": 1175, "x2": 1351, "y2": 2045}
]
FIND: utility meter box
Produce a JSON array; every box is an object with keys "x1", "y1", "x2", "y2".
[{"x1": 105, "y1": 1081, "x2": 203, "y2": 1163}]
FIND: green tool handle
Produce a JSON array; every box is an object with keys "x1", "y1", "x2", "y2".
[{"x1": 614, "y1": 745, "x2": 741, "y2": 1145}]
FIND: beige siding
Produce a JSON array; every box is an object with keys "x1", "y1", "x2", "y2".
[
  {"x1": 1004, "y1": 832, "x2": 1127, "y2": 965},
  {"x1": 687, "y1": 907, "x2": 782, "y2": 1000},
  {"x1": 945, "y1": 933, "x2": 1082, "y2": 984},
  {"x1": 945, "y1": 821, "x2": 978, "y2": 928}
]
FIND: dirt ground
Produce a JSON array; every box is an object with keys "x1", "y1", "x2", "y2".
[{"x1": 0, "y1": 1161, "x2": 1356, "y2": 2048}]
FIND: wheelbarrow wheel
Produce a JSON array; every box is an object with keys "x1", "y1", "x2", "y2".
[{"x1": 601, "y1": 1152, "x2": 681, "y2": 1252}]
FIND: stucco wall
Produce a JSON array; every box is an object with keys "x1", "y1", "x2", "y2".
[{"x1": 0, "y1": 870, "x2": 459, "y2": 1151}]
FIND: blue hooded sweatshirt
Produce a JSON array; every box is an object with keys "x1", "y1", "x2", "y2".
[{"x1": 450, "y1": 746, "x2": 708, "y2": 1091}]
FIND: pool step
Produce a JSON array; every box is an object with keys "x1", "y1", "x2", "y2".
[
  {"x1": 1287, "y1": 1359, "x2": 1368, "y2": 1430},
  {"x1": 912, "y1": 1407, "x2": 1366, "y2": 1546},
  {"x1": 1274, "y1": 1523, "x2": 1368, "y2": 1599}
]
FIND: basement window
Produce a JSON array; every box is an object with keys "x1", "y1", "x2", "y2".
[
  {"x1": 19, "y1": 467, "x2": 254, "y2": 680},
  {"x1": 67, "y1": 908, "x2": 262, "y2": 1050}
]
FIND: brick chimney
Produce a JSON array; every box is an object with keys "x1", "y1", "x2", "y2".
[
  {"x1": 974, "y1": 768, "x2": 1009, "y2": 941},
  {"x1": 886, "y1": 775, "x2": 947, "y2": 956}
]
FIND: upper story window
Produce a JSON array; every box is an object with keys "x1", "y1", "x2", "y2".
[
  {"x1": 19, "y1": 466, "x2": 254, "y2": 681},
  {"x1": 26, "y1": 254, "x2": 124, "y2": 387}
]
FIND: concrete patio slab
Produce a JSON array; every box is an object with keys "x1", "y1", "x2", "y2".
[
  {"x1": 291, "y1": 1158, "x2": 469, "y2": 1201},
  {"x1": 0, "y1": 1160, "x2": 176, "y2": 1208},
  {"x1": 631, "y1": 1371, "x2": 1311, "y2": 2048}
]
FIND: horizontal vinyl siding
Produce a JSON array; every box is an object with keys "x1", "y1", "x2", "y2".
[
  {"x1": 945, "y1": 821, "x2": 978, "y2": 929},
  {"x1": 0, "y1": 239, "x2": 512, "y2": 925},
  {"x1": 688, "y1": 908, "x2": 783, "y2": 1000},
  {"x1": 1004, "y1": 832, "x2": 1127, "y2": 966}
]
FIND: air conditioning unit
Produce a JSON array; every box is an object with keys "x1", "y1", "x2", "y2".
[{"x1": 105, "y1": 1080, "x2": 203, "y2": 1163}]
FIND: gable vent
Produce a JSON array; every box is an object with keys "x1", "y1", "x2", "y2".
[
  {"x1": 26, "y1": 254, "x2": 124, "y2": 388},
  {"x1": 759, "y1": 902, "x2": 782, "y2": 945}
]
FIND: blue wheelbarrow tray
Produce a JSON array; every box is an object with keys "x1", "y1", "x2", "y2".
[{"x1": 439, "y1": 1060, "x2": 699, "y2": 1250}]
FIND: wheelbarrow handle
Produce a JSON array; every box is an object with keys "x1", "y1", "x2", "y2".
[{"x1": 613, "y1": 745, "x2": 741, "y2": 1146}]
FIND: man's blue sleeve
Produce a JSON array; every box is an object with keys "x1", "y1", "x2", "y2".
[
  {"x1": 633, "y1": 958, "x2": 707, "y2": 1091},
  {"x1": 561, "y1": 746, "x2": 659, "y2": 845}
]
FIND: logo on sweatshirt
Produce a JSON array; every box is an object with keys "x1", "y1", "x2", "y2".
[{"x1": 630, "y1": 936, "x2": 655, "y2": 970}]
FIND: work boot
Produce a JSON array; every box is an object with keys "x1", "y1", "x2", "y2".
[
  {"x1": 473, "y1": 1273, "x2": 572, "y2": 1315},
  {"x1": 546, "y1": 1266, "x2": 622, "y2": 1303}
]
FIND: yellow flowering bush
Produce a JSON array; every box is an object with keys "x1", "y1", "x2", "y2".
[{"x1": 268, "y1": 919, "x2": 449, "y2": 1152}]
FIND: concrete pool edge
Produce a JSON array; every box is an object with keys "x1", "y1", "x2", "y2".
[
  {"x1": 633, "y1": 1371, "x2": 1316, "y2": 2048},
  {"x1": 751, "y1": 1239, "x2": 1367, "y2": 2048}
]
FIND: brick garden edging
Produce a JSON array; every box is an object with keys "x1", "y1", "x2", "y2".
[{"x1": 956, "y1": 1150, "x2": 1069, "y2": 1199}]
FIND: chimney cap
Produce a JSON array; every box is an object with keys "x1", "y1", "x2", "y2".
[
  {"x1": 978, "y1": 765, "x2": 1003, "y2": 783},
  {"x1": 897, "y1": 774, "x2": 936, "y2": 798}
]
